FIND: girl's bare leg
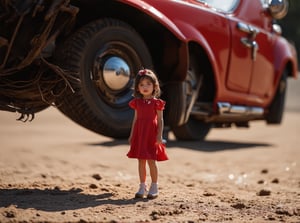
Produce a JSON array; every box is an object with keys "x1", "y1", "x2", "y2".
[
  {"x1": 135, "y1": 159, "x2": 147, "y2": 198},
  {"x1": 147, "y1": 160, "x2": 159, "y2": 199},
  {"x1": 147, "y1": 159, "x2": 158, "y2": 183},
  {"x1": 138, "y1": 159, "x2": 147, "y2": 183}
]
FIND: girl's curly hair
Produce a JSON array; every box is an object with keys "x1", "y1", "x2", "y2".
[{"x1": 133, "y1": 69, "x2": 161, "y2": 98}]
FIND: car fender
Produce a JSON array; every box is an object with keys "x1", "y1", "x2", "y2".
[
  {"x1": 274, "y1": 37, "x2": 298, "y2": 80},
  {"x1": 274, "y1": 38, "x2": 298, "y2": 78},
  {"x1": 170, "y1": 19, "x2": 220, "y2": 83},
  {"x1": 118, "y1": 0, "x2": 219, "y2": 82},
  {"x1": 118, "y1": 0, "x2": 186, "y2": 40}
]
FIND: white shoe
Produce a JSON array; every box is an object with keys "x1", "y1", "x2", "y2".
[
  {"x1": 135, "y1": 183, "x2": 147, "y2": 198},
  {"x1": 147, "y1": 183, "x2": 158, "y2": 199}
]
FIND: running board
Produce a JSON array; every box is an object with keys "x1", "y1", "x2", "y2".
[
  {"x1": 190, "y1": 102, "x2": 264, "y2": 123},
  {"x1": 217, "y1": 102, "x2": 264, "y2": 116}
]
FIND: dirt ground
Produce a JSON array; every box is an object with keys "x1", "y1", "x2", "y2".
[{"x1": 0, "y1": 78, "x2": 299, "y2": 223}]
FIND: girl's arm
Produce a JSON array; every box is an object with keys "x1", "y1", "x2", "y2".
[
  {"x1": 156, "y1": 110, "x2": 164, "y2": 144},
  {"x1": 128, "y1": 110, "x2": 137, "y2": 144}
]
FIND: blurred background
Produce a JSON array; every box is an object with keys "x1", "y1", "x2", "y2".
[{"x1": 280, "y1": 0, "x2": 300, "y2": 66}]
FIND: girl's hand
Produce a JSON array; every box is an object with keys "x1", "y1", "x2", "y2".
[{"x1": 156, "y1": 136, "x2": 164, "y2": 144}]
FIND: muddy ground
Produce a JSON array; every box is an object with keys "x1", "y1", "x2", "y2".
[{"x1": 0, "y1": 78, "x2": 299, "y2": 223}]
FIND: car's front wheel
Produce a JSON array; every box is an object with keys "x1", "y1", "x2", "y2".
[
  {"x1": 54, "y1": 18, "x2": 152, "y2": 138},
  {"x1": 266, "y1": 69, "x2": 288, "y2": 124}
]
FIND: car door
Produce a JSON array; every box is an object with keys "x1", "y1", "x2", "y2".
[
  {"x1": 226, "y1": 0, "x2": 275, "y2": 99},
  {"x1": 194, "y1": 0, "x2": 254, "y2": 94},
  {"x1": 226, "y1": 19, "x2": 254, "y2": 94},
  {"x1": 248, "y1": 23, "x2": 275, "y2": 99}
]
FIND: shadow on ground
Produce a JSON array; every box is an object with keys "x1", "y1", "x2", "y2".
[
  {"x1": 87, "y1": 139, "x2": 272, "y2": 152},
  {"x1": 0, "y1": 188, "x2": 147, "y2": 212}
]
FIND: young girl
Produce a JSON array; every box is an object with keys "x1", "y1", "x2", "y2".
[{"x1": 127, "y1": 68, "x2": 168, "y2": 199}]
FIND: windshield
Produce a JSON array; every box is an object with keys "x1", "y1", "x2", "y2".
[{"x1": 195, "y1": 0, "x2": 240, "y2": 12}]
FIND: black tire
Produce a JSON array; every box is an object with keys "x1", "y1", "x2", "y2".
[
  {"x1": 54, "y1": 18, "x2": 152, "y2": 138},
  {"x1": 266, "y1": 70, "x2": 287, "y2": 124},
  {"x1": 164, "y1": 82, "x2": 186, "y2": 127},
  {"x1": 172, "y1": 116, "x2": 212, "y2": 141}
]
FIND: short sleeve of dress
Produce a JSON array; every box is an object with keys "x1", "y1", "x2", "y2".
[
  {"x1": 155, "y1": 99, "x2": 166, "y2": 110},
  {"x1": 129, "y1": 98, "x2": 137, "y2": 109}
]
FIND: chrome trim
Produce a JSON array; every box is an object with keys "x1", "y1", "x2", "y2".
[
  {"x1": 230, "y1": 106, "x2": 263, "y2": 115},
  {"x1": 241, "y1": 37, "x2": 252, "y2": 48},
  {"x1": 237, "y1": 22, "x2": 249, "y2": 33},
  {"x1": 217, "y1": 102, "x2": 264, "y2": 115},
  {"x1": 217, "y1": 102, "x2": 231, "y2": 113},
  {"x1": 237, "y1": 22, "x2": 259, "y2": 38}
]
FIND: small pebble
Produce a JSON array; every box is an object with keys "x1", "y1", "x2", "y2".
[
  {"x1": 257, "y1": 180, "x2": 265, "y2": 184},
  {"x1": 89, "y1": 184, "x2": 98, "y2": 189},
  {"x1": 257, "y1": 189, "x2": 271, "y2": 196},
  {"x1": 92, "y1": 174, "x2": 102, "y2": 180}
]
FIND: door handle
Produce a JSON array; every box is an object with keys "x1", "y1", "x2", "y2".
[
  {"x1": 241, "y1": 38, "x2": 259, "y2": 60},
  {"x1": 237, "y1": 22, "x2": 259, "y2": 39},
  {"x1": 238, "y1": 22, "x2": 260, "y2": 61},
  {"x1": 241, "y1": 37, "x2": 252, "y2": 48}
]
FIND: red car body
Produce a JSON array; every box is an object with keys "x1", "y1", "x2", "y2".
[{"x1": 122, "y1": 0, "x2": 298, "y2": 107}]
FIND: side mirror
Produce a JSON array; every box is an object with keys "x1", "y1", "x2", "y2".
[{"x1": 268, "y1": 0, "x2": 289, "y2": 20}]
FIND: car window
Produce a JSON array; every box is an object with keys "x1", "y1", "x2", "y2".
[{"x1": 195, "y1": 0, "x2": 240, "y2": 13}]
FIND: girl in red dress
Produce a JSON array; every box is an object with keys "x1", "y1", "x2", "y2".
[{"x1": 127, "y1": 69, "x2": 168, "y2": 199}]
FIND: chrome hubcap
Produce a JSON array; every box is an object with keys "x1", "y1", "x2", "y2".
[{"x1": 102, "y1": 57, "x2": 131, "y2": 91}]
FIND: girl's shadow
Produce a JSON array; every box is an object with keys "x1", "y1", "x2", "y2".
[{"x1": 0, "y1": 187, "x2": 147, "y2": 212}]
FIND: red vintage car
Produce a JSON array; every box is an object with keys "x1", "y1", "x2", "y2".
[{"x1": 0, "y1": 0, "x2": 298, "y2": 140}]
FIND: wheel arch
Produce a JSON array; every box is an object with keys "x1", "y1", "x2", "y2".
[
  {"x1": 268, "y1": 38, "x2": 298, "y2": 106},
  {"x1": 188, "y1": 42, "x2": 217, "y2": 103},
  {"x1": 273, "y1": 38, "x2": 298, "y2": 80},
  {"x1": 67, "y1": 0, "x2": 220, "y2": 85}
]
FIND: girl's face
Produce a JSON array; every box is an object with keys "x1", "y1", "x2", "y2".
[{"x1": 138, "y1": 78, "x2": 154, "y2": 98}]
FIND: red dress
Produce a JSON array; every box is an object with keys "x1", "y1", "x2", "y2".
[{"x1": 127, "y1": 98, "x2": 168, "y2": 161}]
